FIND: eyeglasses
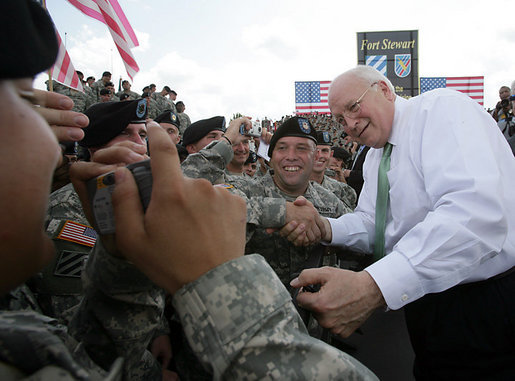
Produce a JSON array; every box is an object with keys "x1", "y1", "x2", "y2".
[{"x1": 332, "y1": 82, "x2": 378, "y2": 125}]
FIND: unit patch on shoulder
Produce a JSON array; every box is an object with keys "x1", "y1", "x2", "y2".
[
  {"x1": 57, "y1": 220, "x2": 97, "y2": 247},
  {"x1": 214, "y1": 183, "x2": 234, "y2": 189},
  {"x1": 54, "y1": 250, "x2": 88, "y2": 278}
]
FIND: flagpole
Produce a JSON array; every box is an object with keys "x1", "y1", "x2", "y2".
[{"x1": 41, "y1": 0, "x2": 54, "y2": 92}]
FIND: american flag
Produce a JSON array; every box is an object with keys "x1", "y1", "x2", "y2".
[
  {"x1": 51, "y1": 30, "x2": 84, "y2": 92},
  {"x1": 67, "y1": 0, "x2": 139, "y2": 80},
  {"x1": 420, "y1": 76, "x2": 484, "y2": 105},
  {"x1": 57, "y1": 220, "x2": 97, "y2": 247},
  {"x1": 295, "y1": 81, "x2": 331, "y2": 114}
]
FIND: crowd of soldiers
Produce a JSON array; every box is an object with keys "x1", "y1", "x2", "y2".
[
  {"x1": 0, "y1": 1, "x2": 381, "y2": 380},
  {"x1": 47, "y1": 71, "x2": 192, "y2": 130}
]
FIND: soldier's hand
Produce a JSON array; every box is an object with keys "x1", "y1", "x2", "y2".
[
  {"x1": 281, "y1": 196, "x2": 324, "y2": 246},
  {"x1": 70, "y1": 140, "x2": 148, "y2": 228},
  {"x1": 261, "y1": 130, "x2": 273, "y2": 145},
  {"x1": 32, "y1": 88, "x2": 88, "y2": 143},
  {"x1": 224, "y1": 116, "x2": 252, "y2": 143},
  {"x1": 111, "y1": 123, "x2": 247, "y2": 294},
  {"x1": 290, "y1": 267, "x2": 385, "y2": 338}
]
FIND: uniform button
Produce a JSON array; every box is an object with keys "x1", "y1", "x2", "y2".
[{"x1": 401, "y1": 294, "x2": 409, "y2": 302}]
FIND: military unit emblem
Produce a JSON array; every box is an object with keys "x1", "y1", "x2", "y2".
[
  {"x1": 395, "y1": 54, "x2": 411, "y2": 78},
  {"x1": 298, "y1": 118, "x2": 311, "y2": 134},
  {"x1": 136, "y1": 99, "x2": 147, "y2": 118}
]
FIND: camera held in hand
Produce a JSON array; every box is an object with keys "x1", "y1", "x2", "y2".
[
  {"x1": 87, "y1": 160, "x2": 152, "y2": 234},
  {"x1": 240, "y1": 121, "x2": 262, "y2": 137}
]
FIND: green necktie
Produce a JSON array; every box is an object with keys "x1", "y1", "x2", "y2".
[{"x1": 374, "y1": 142, "x2": 393, "y2": 261}]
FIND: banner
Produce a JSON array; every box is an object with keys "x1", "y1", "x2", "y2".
[{"x1": 357, "y1": 30, "x2": 419, "y2": 98}]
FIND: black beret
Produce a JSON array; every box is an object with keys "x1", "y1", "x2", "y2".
[
  {"x1": 182, "y1": 116, "x2": 226, "y2": 147},
  {"x1": 316, "y1": 131, "x2": 333, "y2": 146},
  {"x1": 176, "y1": 144, "x2": 189, "y2": 160},
  {"x1": 80, "y1": 99, "x2": 147, "y2": 148},
  {"x1": 119, "y1": 93, "x2": 130, "y2": 101},
  {"x1": 0, "y1": 1, "x2": 58, "y2": 79},
  {"x1": 331, "y1": 146, "x2": 351, "y2": 161},
  {"x1": 245, "y1": 151, "x2": 258, "y2": 164},
  {"x1": 268, "y1": 116, "x2": 318, "y2": 157},
  {"x1": 155, "y1": 111, "x2": 181, "y2": 128},
  {"x1": 99, "y1": 88, "x2": 111, "y2": 96}
]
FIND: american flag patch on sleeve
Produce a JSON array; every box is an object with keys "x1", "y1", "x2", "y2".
[{"x1": 57, "y1": 220, "x2": 97, "y2": 247}]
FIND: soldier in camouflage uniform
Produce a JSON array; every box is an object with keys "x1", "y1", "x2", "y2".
[
  {"x1": 142, "y1": 92, "x2": 160, "y2": 119},
  {"x1": 32, "y1": 99, "x2": 151, "y2": 323},
  {"x1": 176, "y1": 101, "x2": 191, "y2": 133},
  {"x1": 0, "y1": 6, "x2": 378, "y2": 375},
  {"x1": 183, "y1": 117, "x2": 353, "y2": 285},
  {"x1": 90, "y1": 71, "x2": 111, "y2": 101},
  {"x1": 152, "y1": 85, "x2": 176, "y2": 114},
  {"x1": 311, "y1": 130, "x2": 357, "y2": 209},
  {"x1": 115, "y1": 79, "x2": 140, "y2": 100},
  {"x1": 229, "y1": 117, "x2": 352, "y2": 285}
]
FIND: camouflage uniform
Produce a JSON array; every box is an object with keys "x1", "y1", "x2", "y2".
[
  {"x1": 27, "y1": 183, "x2": 93, "y2": 324},
  {"x1": 152, "y1": 93, "x2": 176, "y2": 114},
  {"x1": 320, "y1": 174, "x2": 358, "y2": 210},
  {"x1": 174, "y1": 254, "x2": 377, "y2": 380},
  {"x1": 177, "y1": 112, "x2": 191, "y2": 134},
  {"x1": 45, "y1": 80, "x2": 88, "y2": 113},
  {"x1": 115, "y1": 90, "x2": 139, "y2": 100},
  {"x1": 83, "y1": 85, "x2": 96, "y2": 110},
  {"x1": 230, "y1": 173, "x2": 350, "y2": 284},
  {"x1": 0, "y1": 240, "x2": 164, "y2": 380},
  {"x1": 147, "y1": 97, "x2": 160, "y2": 120},
  {"x1": 183, "y1": 140, "x2": 352, "y2": 284},
  {"x1": 90, "y1": 79, "x2": 107, "y2": 101}
]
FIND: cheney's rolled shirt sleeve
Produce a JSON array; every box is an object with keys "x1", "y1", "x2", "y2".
[
  {"x1": 173, "y1": 255, "x2": 378, "y2": 380},
  {"x1": 365, "y1": 92, "x2": 515, "y2": 309}
]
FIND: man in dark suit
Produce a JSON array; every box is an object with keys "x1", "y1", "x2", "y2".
[{"x1": 343, "y1": 142, "x2": 370, "y2": 198}]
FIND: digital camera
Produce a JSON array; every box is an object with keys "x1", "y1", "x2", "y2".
[{"x1": 87, "y1": 160, "x2": 152, "y2": 234}]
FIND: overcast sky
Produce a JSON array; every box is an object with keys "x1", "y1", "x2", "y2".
[{"x1": 36, "y1": 0, "x2": 515, "y2": 122}]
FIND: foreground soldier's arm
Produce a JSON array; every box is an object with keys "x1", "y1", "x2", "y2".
[{"x1": 105, "y1": 124, "x2": 377, "y2": 380}]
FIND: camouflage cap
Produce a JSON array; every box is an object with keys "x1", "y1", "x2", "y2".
[
  {"x1": 316, "y1": 131, "x2": 333, "y2": 146},
  {"x1": 268, "y1": 116, "x2": 317, "y2": 157},
  {"x1": 0, "y1": 1, "x2": 58, "y2": 79},
  {"x1": 80, "y1": 99, "x2": 147, "y2": 148},
  {"x1": 155, "y1": 111, "x2": 181, "y2": 128},
  {"x1": 182, "y1": 116, "x2": 226, "y2": 147}
]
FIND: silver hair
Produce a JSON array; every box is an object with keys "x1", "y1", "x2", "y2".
[{"x1": 340, "y1": 65, "x2": 395, "y2": 92}]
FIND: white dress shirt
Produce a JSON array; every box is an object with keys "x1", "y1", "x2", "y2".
[{"x1": 328, "y1": 89, "x2": 515, "y2": 309}]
